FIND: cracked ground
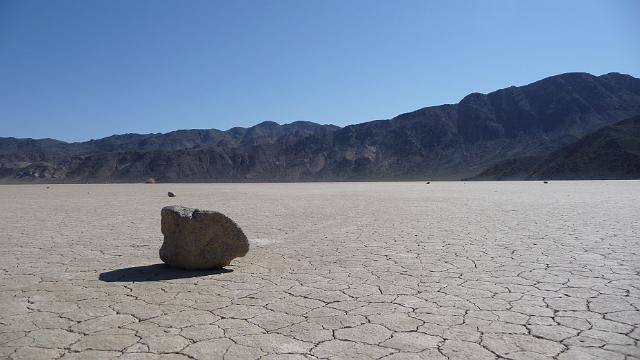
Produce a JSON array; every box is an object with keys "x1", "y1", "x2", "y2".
[{"x1": 1, "y1": 181, "x2": 639, "y2": 360}]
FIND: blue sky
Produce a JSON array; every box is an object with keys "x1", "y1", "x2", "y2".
[{"x1": 1, "y1": 0, "x2": 638, "y2": 142}]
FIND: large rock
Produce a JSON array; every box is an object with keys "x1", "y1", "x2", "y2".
[{"x1": 159, "y1": 205, "x2": 249, "y2": 270}]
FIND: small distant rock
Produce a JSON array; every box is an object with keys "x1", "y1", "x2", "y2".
[
  {"x1": 46, "y1": 186, "x2": 50, "y2": 189},
  {"x1": 168, "y1": 192, "x2": 176, "y2": 197},
  {"x1": 543, "y1": 181, "x2": 549, "y2": 184},
  {"x1": 426, "y1": 181, "x2": 430, "y2": 184},
  {"x1": 159, "y1": 205, "x2": 249, "y2": 270}
]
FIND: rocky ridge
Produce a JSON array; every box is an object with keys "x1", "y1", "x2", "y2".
[{"x1": 2, "y1": 72, "x2": 640, "y2": 182}]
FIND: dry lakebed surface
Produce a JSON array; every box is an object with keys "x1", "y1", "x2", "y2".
[{"x1": 1, "y1": 181, "x2": 639, "y2": 360}]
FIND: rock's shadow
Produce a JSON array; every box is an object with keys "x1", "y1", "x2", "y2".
[{"x1": 99, "y1": 264, "x2": 232, "y2": 282}]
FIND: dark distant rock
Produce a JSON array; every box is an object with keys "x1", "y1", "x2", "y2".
[
  {"x1": 1, "y1": 72, "x2": 640, "y2": 182},
  {"x1": 168, "y1": 192, "x2": 176, "y2": 197},
  {"x1": 159, "y1": 206, "x2": 249, "y2": 270}
]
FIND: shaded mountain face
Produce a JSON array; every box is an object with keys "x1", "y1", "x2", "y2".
[
  {"x1": 471, "y1": 116, "x2": 640, "y2": 180},
  {"x1": 2, "y1": 72, "x2": 640, "y2": 183}
]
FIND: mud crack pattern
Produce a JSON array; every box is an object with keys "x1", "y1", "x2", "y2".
[{"x1": 1, "y1": 182, "x2": 639, "y2": 359}]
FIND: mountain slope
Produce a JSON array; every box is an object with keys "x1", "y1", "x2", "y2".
[
  {"x1": 469, "y1": 116, "x2": 640, "y2": 180},
  {"x1": 2, "y1": 72, "x2": 640, "y2": 182}
]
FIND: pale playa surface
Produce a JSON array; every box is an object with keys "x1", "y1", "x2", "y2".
[{"x1": 1, "y1": 181, "x2": 639, "y2": 360}]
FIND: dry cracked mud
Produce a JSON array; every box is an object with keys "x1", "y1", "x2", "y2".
[{"x1": 1, "y1": 181, "x2": 639, "y2": 359}]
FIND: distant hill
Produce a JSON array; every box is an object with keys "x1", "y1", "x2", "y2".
[
  {"x1": 2, "y1": 72, "x2": 640, "y2": 182},
  {"x1": 470, "y1": 116, "x2": 640, "y2": 180}
]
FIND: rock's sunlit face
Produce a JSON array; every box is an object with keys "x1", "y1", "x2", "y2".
[{"x1": 1, "y1": 181, "x2": 638, "y2": 359}]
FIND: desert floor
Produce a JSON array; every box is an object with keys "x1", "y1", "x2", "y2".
[{"x1": 1, "y1": 181, "x2": 639, "y2": 360}]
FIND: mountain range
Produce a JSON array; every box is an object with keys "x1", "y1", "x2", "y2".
[
  {"x1": 2, "y1": 72, "x2": 640, "y2": 183},
  {"x1": 468, "y1": 115, "x2": 640, "y2": 180}
]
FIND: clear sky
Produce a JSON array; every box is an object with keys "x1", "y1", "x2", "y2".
[{"x1": 1, "y1": 0, "x2": 638, "y2": 142}]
